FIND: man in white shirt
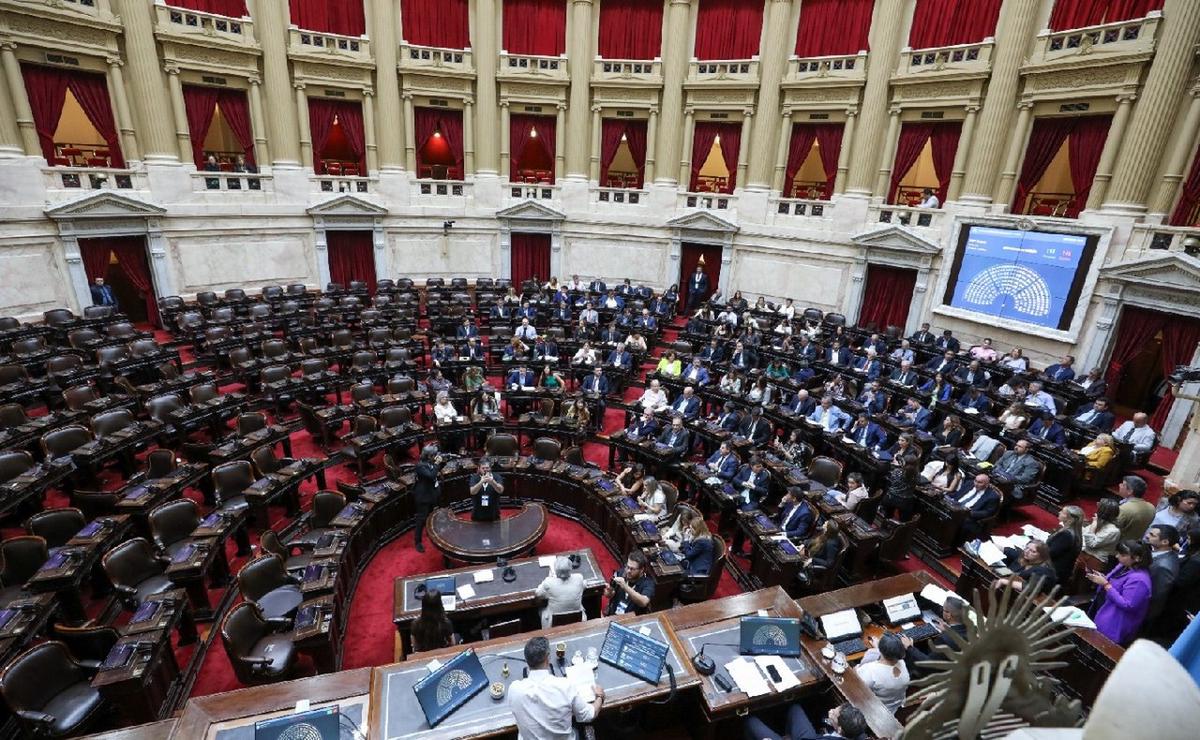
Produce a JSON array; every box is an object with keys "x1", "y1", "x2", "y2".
[
  {"x1": 638, "y1": 379, "x2": 669, "y2": 412},
  {"x1": 917, "y1": 187, "x2": 939, "y2": 209},
  {"x1": 1113, "y1": 412, "x2": 1157, "y2": 452},
  {"x1": 1024, "y1": 381, "x2": 1057, "y2": 415},
  {"x1": 515, "y1": 318, "x2": 538, "y2": 342},
  {"x1": 510, "y1": 636, "x2": 603, "y2": 740}
]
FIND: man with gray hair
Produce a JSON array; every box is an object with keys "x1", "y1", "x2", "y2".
[
  {"x1": 534, "y1": 555, "x2": 586, "y2": 628},
  {"x1": 510, "y1": 636, "x2": 603, "y2": 740}
]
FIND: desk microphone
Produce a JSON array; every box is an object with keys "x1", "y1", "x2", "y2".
[{"x1": 690, "y1": 641, "x2": 739, "y2": 676}]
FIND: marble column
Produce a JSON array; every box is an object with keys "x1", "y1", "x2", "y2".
[
  {"x1": 874, "y1": 108, "x2": 902, "y2": 198},
  {"x1": 463, "y1": 97, "x2": 476, "y2": 175},
  {"x1": 368, "y1": 0, "x2": 404, "y2": 170},
  {"x1": 247, "y1": 77, "x2": 270, "y2": 165},
  {"x1": 845, "y1": 0, "x2": 906, "y2": 195},
  {"x1": 747, "y1": 0, "x2": 795, "y2": 189},
  {"x1": 565, "y1": 0, "x2": 595, "y2": 178},
  {"x1": 946, "y1": 105, "x2": 979, "y2": 202},
  {"x1": 655, "y1": 0, "x2": 695, "y2": 186},
  {"x1": 678, "y1": 108, "x2": 696, "y2": 187},
  {"x1": 164, "y1": 66, "x2": 192, "y2": 164},
  {"x1": 644, "y1": 107, "x2": 658, "y2": 183},
  {"x1": 0, "y1": 49, "x2": 20, "y2": 156},
  {"x1": 996, "y1": 102, "x2": 1034, "y2": 207},
  {"x1": 295, "y1": 84, "x2": 313, "y2": 170},
  {"x1": 555, "y1": 103, "x2": 567, "y2": 181},
  {"x1": 1150, "y1": 88, "x2": 1200, "y2": 216},
  {"x1": 1086, "y1": 93, "x2": 1135, "y2": 210},
  {"x1": 1105, "y1": 0, "x2": 1200, "y2": 212},
  {"x1": 834, "y1": 109, "x2": 857, "y2": 194},
  {"x1": 112, "y1": 0, "x2": 176, "y2": 160},
  {"x1": 772, "y1": 109, "x2": 794, "y2": 193},
  {"x1": 106, "y1": 57, "x2": 138, "y2": 163},
  {"x1": 736, "y1": 109, "x2": 754, "y2": 190},
  {"x1": 474, "y1": 0, "x2": 500, "y2": 174},
  {"x1": 402, "y1": 93, "x2": 416, "y2": 172},
  {"x1": 249, "y1": 0, "x2": 300, "y2": 166},
  {"x1": 960, "y1": 0, "x2": 1041, "y2": 203},
  {"x1": 589, "y1": 106, "x2": 602, "y2": 181},
  {"x1": 0, "y1": 43, "x2": 37, "y2": 156},
  {"x1": 499, "y1": 101, "x2": 511, "y2": 178},
  {"x1": 363, "y1": 90, "x2": 378, "y2": 173}
]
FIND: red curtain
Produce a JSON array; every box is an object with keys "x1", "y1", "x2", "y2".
[
  {"x1": 401, "y1": 0, "x2": 470, "y2": 49},
  {"x1": 814, "y1": 123, "x2": 844, "y2": 199},
  {"x1": 1065, "y1": 115, "x2": 1112, "y2": 217},
  {"x1": 326, "y1": 231, "x2": 376, "y2": 289},
  {"x1": 1052, "y1": 0, "x2": 1163, "y2": 29},
  {"x1": 510, "y1": 233, "x2": 551, "y2": 290},
  {"x1": 289, "y1": 0, "x2": 365, "y2": 36},
  {"x1": 81, "y1": 237, "x2": 159, "y2": 326},
  {"x1": 217, "y1": 90, "x2": 255, "y2": 166},
  {"x1": 1169, "y1": 146, "x2": 1200, "y2": 226},
  {"x1": 598, "y1": 0, "x2": 664, "y2": 59},
  {"x1": 678, "y1": 243, "x2": 724, "y2": 310},
  {"x1": 1150, "y1": 317, "x2": 1200, "y2": 430},
  {"x1": 1106, "y1": 307, "x2": 1170, "y2": 388},
  {"x1": 166, "y1": 0, "x2": 247, "y2": 15},
  {"x1": 1012, "y1": 117, "x2": 1075, "y2": 214},
  {"x1": 599, "y1": 119, "x2": 626, "y2": 185},
  {"x1": 689, "y1": 122, "x2": 741, "y2": 192},
  {"x1": 68, "y1": 72, "x2": 124, "y2": 167},
  {"x1": 414, "y1": 107, "x2": 464, "y2": 178},
  {"x1": 794, "y1": 0, "x2": 873, "y2": 56},
  {"x1": 624, "y1": 120, "x2": 648, "y2": 188},
  {"x1": 694, "y1": 0, "x2": 765, "y2": 60},
  {"x1": 20, "y1": 65, "x2": 70, "y2": 165},
  {"x1": 858, "y1": 265, "x2": 918, "y2": 331},
  {"x1": 503, "y1": 0, "x2": 566, "y2": 56},
  {"x1": 929, "y1": 122, "x2": 962, "y2": 205},
  {"x1": 909, "y1": 0, "x2": 1002, "y2": 48},
  {"x1": 888, "y1": 123, "x2": 933, "y2": 204},
  {"x1": 182, "y1": 85, "x2": 220, "y2": 168},
  {"x1": 309, "y1": 99, "x2": 365, "y2": 175},
  {"x1": 784, "y1": 125, "x2": 818, "y2": 197},
  {"x1": 1108, "y1": 0, "x2": 1165, "y2": 20},
  {"x1": 509, "y1": 114, "x2": 556, "y2": 182}
]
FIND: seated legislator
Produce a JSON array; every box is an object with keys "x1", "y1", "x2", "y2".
[
  {"x1": 679, "y1": 515, "x2": 716, "y2": 577},
  {"x1": 603, "y1": 550, "x2": 654, "y2": 616},
  {"x1": 824, "y1": 472, "x2": 869, "y2": 512},
  {"x1": 880, "y1": 460, "x2": 920, "y2": 521},
  {"x1": 539, "y1": 364, "x2": 566, "y2": 392},
  {"x1": 935, "y1": 329, "x2": 960, "y2": 353},
  {"x1": 510, "y1": 637, "x2": 604, "y2": 739},
  {"x1": 1078, "y1": 433, "x2": 1117, "y2": 472},
  {"x1": 890, "y1": 339, "x2": 915, "y2": 365},
  {"x1": 625, "y1": 409, "x2": 659, "y2": 443},
  {"x1": 580, "y1": 367, "x2": 611, "y2": 412},
  {"x1": 507, "y1": 365, "x2": 537, "y2": 389},
  {"x1": 845, "y1": 413, "x2": 887, "y2": 450},
  {"x1": 606, "y1": 343, "x2": 633, "y2": 371},
  {"x1": 991, "y1": 439, "x2": 1040, "y2": 500},
  {"x1": 738, "y1": 406, "x2": 774, "y2": 445},
  {"x1": 920, "y1": 457, "x2": 964, "y2": 497},
  {"x1": 533, "y1": 336, "x2": 560, "y2": 362},
  {"x1": 1024, "y1": 381, "x2": 1057, "y2": 414},
  {"x1": 998, "y1": 402, "x2": 1032, "y2": 432},
  {"x1": 1113, "y1": 412, "x2": 1157, "y2": 454},
  {"x1": 705, "y1": 441, "x2": 740, "y2": 481},
  {"x1": 919, "y1": 372, "x2": 954, "y2": 403},
  {"x1": 777, "y1": 487, "x2": 817, "y2": 540},
  {"x1": 411, "y1": 589, "x2": 458, "y2": 653},
  {"x1": 950, "y1": 473, "x2": 1001, "y2": 541},
  {"x1": 956, "y1": 386, "x2": 991, "y2": 414},
  {"x1": 1043, "y1": 354, "x2": 1076, "y2": 383},
  {"x1": 852, "y1": 349, "x2": 883, "y2": 380},
  {"x1": 571, "y1": 341, "x2": 598, "y2": 367},
  {"x1": 856, "y1": 381, "x2": 888, "y2": 415},
  {"x1": 1073, "y1": 397, "x2": 1116, "y2": 432},
  {"x1": 808, "y1": 397, "x2": 851, "y2": 433},
  {"x1": 783, "y1": 388, "x2": 817, "y2": 418},
  {"x1": 902, "y1": 595, "x2": 969, "y2": 671},
  {"x1": 925, "y1": 349, "x2": 958, "y2": 376},
  {"x1": 535, "y1": 556, "x2": 586, "y2": 628},
  {"x1": 634, "y1": 477, "x2": 667, "y2": 522},
  {"x1": 615, "y1": 464, "x2": 647, "y2": 497},
  {"x1": 670, "y1": 386, "x2": 702, "y2": 420},
  {"x1": 855, "y1": 633, "x2": 910, "y2": 715},
  {"x1": 774, "y1": 428, "x2": 809, "y2": 466},
  {"x1": 657, "y1": 415, "x2": 691, "y2": 456},
  {"x1": 891, "y1": 397, "x2": 932, "y2": 432},
  {"x1": 562, "y1": 398, "x2": 590, "y2": 428},
  {"x1": 795, "y1": 520, "x2": 843, "y2": 588},
  {"x1": 469, "y1": 460, "x2": 504, "y2": 522},
  {"x1": 1073, "y1": 367, "x2": 1108, "y2": 399},
  {"x1": 638, "y1": 379, "x2": 670, "y2": 413},
  {"x1": 930, "y1": 415, "x2": 965, "y2": 457},
  {"x1": 969, "y1": 337, "x2": 999, "y2": 362},
  {"x1": 1083, "y1": 499, "x2": 1123, "y2": 562},
  {"x1": 992, "y1": 540, "x2": 1058, "y2": 596},
  {"x1": 890, "y1": 360, "x2": 920, "y2": 388},
  {"x1": 655, "y1": 350, "x2": 682, "y2": 378},
  {"x1": 711, "y1": 401, "x2": 742, "y2": 432},
  {"x1": 1027, "y1": 411, "x2": 1067, "y2": 446},
  {"x1": 743, "y1": 702, "x2": 868, "y2": 740},
  {"x1": 682, "y1": 356, "x2": 710, "y2": 385},
  {"x1": 956, "y1": 360, "x2": 991, "y2": 388},
  {"x1": 910, "y1": 322, "x2": 935, "y2": 346}
]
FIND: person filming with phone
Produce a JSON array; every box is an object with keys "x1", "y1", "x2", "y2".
[{"x1": 469, "y1": 460, "x2": 504, "y2": 522}]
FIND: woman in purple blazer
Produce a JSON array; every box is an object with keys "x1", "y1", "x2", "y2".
[{"x1": 1086, "y1": 539, "x2": 1153, "y2": 646}]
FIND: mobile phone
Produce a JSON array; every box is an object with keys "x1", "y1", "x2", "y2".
[{"x1": 765, "y1": 665, "x2": 782, "y2": 683}]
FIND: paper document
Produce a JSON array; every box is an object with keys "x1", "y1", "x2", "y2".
[
  {"x1": 426, "y1": 659, "x2": 443, "y2": 673},
  {"x1": 919, "y1": 583, "x2": 953, "y2": 606},
  {"x1": 565, "y1": 663, "x2": 596, "y2": 701},
  {"x1": 725, "y1": 657, "x2": 771, "y2": 697},
  {"x1": 1022, "y1": 524, "x2": 1051, "y2": 541},
  {"x1": 539, "y1": 556, "x2": 557, "y2": 567},
  {"x1": 1045, "y1": 606, "x2": 1097, "y2": 630},
  {"x1": 754, "y1": 655, "x2": 800, "y2": 690},
  {"x1": 819, "y1": 609, "x2": 861, "y2": 640},
  {"x1": 473, "y1": 569, "x2": 495, "y2": 584},
  {"x1": 977, "y1": 540, "x2": 1007, "y2": 565},
  {"x1": 441, "y1": 595, "x2": 457, "y2": 611},
  {"x1": 456, "y1": 584, "x2": 476, "y2": 601}
]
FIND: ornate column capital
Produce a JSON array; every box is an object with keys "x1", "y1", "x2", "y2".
[
  {"x1": 556, "y1": 102, "x2": 568, "y2": 111},
  {"x1": 248, "y1": 75, "x2": 262, "y2": 85},
  {"x1": 845, "y1": 106, "x2": 859, "y2": 117},
  {"x1": 0, "y1": 41, "x2": 18, "y2": 53},
  {"x1": 1017, "y1": 100, "x2": 1035, "y2": 110},
  {"x1": 742, "y1": 107, "x2": 755, "y2": 117},
  {"x1": 888, "y1": 105, "x2": 902, "y2": 116},
  {"x1": 500, "y1": 100, "x2": 510, "y2": 108},
  {"x1": 463, "y1": 96, "x2": 474, "y2": 106},
  {"x1": 590, "y1": 104, "x2": 603, "y2": 113},
  {"x1": 293, "y1": 81, "x2": 307, "y2": 91},
  {"x1": 649, "y1": 105, "x2": 659, "y2": 115},
  {"x1": 965, "y1": 104, "x2": 981, "y2": 114},
  {"x1": 163, "y1": 64, "x2": 181, "y2": 75},
  {"x1": 683, "y1": 106, "x2": 695, "y2": 117},
  {"x1": 363, "y1": 87, "x2": 374, "y2": 97},
  {"x1": 1116, "y1": 92, "x2": 1139, "y2": 104},
  {"x1": 780, "y1": 107, "x2": 792, "y2": 119},
  {"x1": 401, "y1": 91, "x2": 414, "y2": 100},
  {"x1": 105, "y1": 55, "x2": 124, "y2": 68}
]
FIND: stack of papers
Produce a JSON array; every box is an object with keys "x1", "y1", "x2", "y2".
[
  {"x1": 539, "y1": 556, "x2": 557, "y2": 568},
  {"x1": 456, "y1": 584, "x2": 476, "y2": 601},
  {"x1": 1044, "y1": 606, "x2": 1097, "y2": 630},
  {"x1": 565, "y1": 663, "x2": 596, "y2": 701},
  {"x1": 919, "y1": 583, "x2": 954, "y2": 607},
  {"x1": 724, "y1": 657, "x2": 771, "y2": 697},
  {"x1": 1021, "y1": 524, "x2": 1051, "y2": 542},
  {"x1": 976, "y1": 540, "x2": 1007, "y2": 565},
  {"x1": 754, "y1": 655, "x2": 800, "y2": 690},
  {"x1": 473, "y1": 569, "x2": 494, "y2": 584},
  {"x1": 991, "y1": 534, "x2": 1030, "y2": 550}
]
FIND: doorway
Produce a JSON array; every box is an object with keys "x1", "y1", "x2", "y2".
[
  {"x1": 77, "y1": 236, "x2": 158, "y2": 326},
  {"x1": 679, "y1": 242, "x2": 723, "y2": 311},
  {"x1": 325, "y1": 231, "x2": 377, "y2": 290},
  {"x1": 858, "y1": 265, "x2": 918, "y2": 333},
  {"x1": 510, "y1": 233, "x2": 551, "y2": 290}
]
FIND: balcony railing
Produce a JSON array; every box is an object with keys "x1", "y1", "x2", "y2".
[
  {"x1": 1031, "y1": 12, "x2": 1161, "y2": 65},
  {"x1": 509, "y1": 184, "x2": 559, "y2": 201},
  {"x1": 398, "y1": 42, "x2": 473, "y2": 74},
  {"x1": 288, "y1": 26, "x2": 371, "y2": 62},
  {"x1": 417, "y1": 179, "x2": 469, "y2": 197},
  {"x1": 785, "y1": 52, "x2": 868, "y2": 84},
  {"x1": 680, "y1": 192, "x2": 734, "y2": 211},
  {"x1": 594, "y1": 187, "x2": 645, "y2": 205},
  {"x1": 498, "y1": 52, "x2": 569, "y2": 82},
  {"x1": 43, "y1": 166, "x2": 141, "y2": 193},
  {"x1": 687, "y1": 58, "x2": 760, "y2": 85},
  {"x1": 592, "y1": 58, "x2": 663, "y2": 85},
  {"x1": 1126, "y1": 224, "x2": 1200, "y2": 259},
  {"x1": 775, "y1": 198, "x2": 831, "y2": 218},
  {"x1": 871, "y1": 204, "x2": 944, "y2": 229},
  {"x1": 313, "y1": 175, "x2": 372, "y2": 194},
  {"x1": 192, "y1": 172, "x2": 270, "y2": 193},
  {"x1": 897, "y1": 38, "x2": 994, "y2": 77},
  {"x1": 154, "y1": 2, "x2": 253, "y2": 44}
]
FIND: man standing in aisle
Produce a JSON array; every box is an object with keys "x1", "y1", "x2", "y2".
[
  {"x1": 687, "y1": 263, "x2": 709, "y2": 312},
  {"x1": 90, "y1": 277, "x2": 117, "y2": 308},
  {"x1": 412, "y1": 444, "x2": 442, "y2": 553}
]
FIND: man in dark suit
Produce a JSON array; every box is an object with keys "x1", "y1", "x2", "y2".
[
  {"x1": 431, "y1": 339, "x2": 455, "y2": 366},
  {"x1": 1043, "y1": 354, "x2": 1076, "y2": 383},
  {"x1": 909, "y1": 322, "x2": 935, "y2": 346},
  {"x1": 824, "y1": 340, "x2": 851, "y2": 366},
  {"x1": 732, "y1": 458, "x2": 770, "y2": 512},
  {"x1": 626, "y1": 408, "x2": 659, "y2": 442},
  {"x1": 463, "y1": 338, "x2": 485, "y2": 361},
  {"x1": 956, "y1": 360, "x2": 990, "y2": 388},
  {"x1": 657, "y1": 414, "x2": 690, "y2": 456},
  {"x1": 599, "y1": 323, "x2": 623, "y2": 345},
  {"x1": 532, "y1": 336, "x2": 559, "y2": 361},
  {"x1": 795, "y1": 336, "x2": 819, "y2": 361},
  {"x1": 847, "y1": 413, "x2": 887, "y2": 449},
  {"x1": 951, "y1": 473, "x2": 1000, "y2": 540},
  {"x1": 705, "y1": 441, "x2": 740, "y2": 481},
  {"x1": 738, "y1": 407, "x2": 772, "y2": 446},
  {"x1": 783, "y1": 389, "x2": 816, "y2": 418},
  {"x1": 777, "y1": 488, "x2": 816, "y2": 540},
  {"x1": 889, "y1": 360, "x2": 919, "y2": 388},
  {"x1": 636, "y1": 309, "x2": 658, "y2": 332},
  {"x1": 90, "y1": 277, "x2": 117, "y2": 307},
  {"x1": 699, "y1": 339, "x2": 724, "y2": 363},
  {"x1": 670, "y1": 386, "x2": 701, "y2": 420},
  {"x1": 712, "y1": 402, "x2": 742, "y2": 432},
  {"x1": 581, "y1": 366, "x2": 610, "y2": 400},
  {"x1": 411, "y1": 444, "x2": 442, "y2": 552},
  {"x1": 456, "y1": 317, "x2": 478, "y2": 339},
  {"x1": 469, "y1": 460, "x2": 504, "y2": 522},
  {"x1": 650, "y1": 294, "x2": 672, "y2": 316},
  {"x1": 551, "y1": 301, "x2": 572, "y2": 322},
  {"x1": 992, "y1": 439, "x2": 1040, "y2": 500},
  {"x1": 686, "y1": 265, "x2": 709, "y2": 312},
  {"x1": 729, "y1": 341, "x2": 754, "y2": 370},
  {"x1": 506, "y1": 365, "x2": 536, "y2": 389},
  {"x1": 588, "y1": 277, "x2": 607, "y2": 294},
  {"x1": 1027, "y1": 411, "x2": 1067, "y2": 446},
  {"x1": 926, "y1": 349, "x2": 958, "y2": 375},
  {"x1": 894, "y1": 397, "x2": 932, "y2": 432},
  {"x1": 1073, "y1": 367, "x2": 1108, "y2": 399},
  {"x1": 743, "y1": 700, "x2": 868, "y2": 740},
  {"x1": 517, "y1": 302, "x2": 538, "y2": 321},
  {"x1": 956, "y1": 387, "x2": 991, "y2": 414},
  {"x1": 856, "y1": 381, "x2": 888, "y2": 415},
  {"x1": 903, "y1": 596, "x2": 969, "y2": 673},
  {"x1": 606, "y1": 344, "x2": 632, "y2": 371},
  {"x1": 852, "y1": 351, "x2": 883, "y2": 380},
  {"x1": 935, "y1": 329, "x2": 960, "y2": 353},
  {"x1": 1073, "y1": 397, "x2": 1115, "y2": 432}
]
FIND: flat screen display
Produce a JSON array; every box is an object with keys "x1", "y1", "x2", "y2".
[{"x1": 942, "y1": 225, "x2": 1096, "y2": 331}]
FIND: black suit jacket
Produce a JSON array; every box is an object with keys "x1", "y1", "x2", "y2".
[{"x1": 413, "y1": 461, "x2": 441, "y2": 507}]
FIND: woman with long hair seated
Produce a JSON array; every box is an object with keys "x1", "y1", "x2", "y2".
[
  {"x1": 796, "y1": 519, "x2": 843, "y2": 587},
  {"x1": 1083, "y1": 499, "x2": 1122, "y2": 563},
  {"x1": 539, "y1": 363, "x2": 565, "y2": 391},
  {"x1": 679, "y1": 511, "x2": 715, "y2": 577},
  {"x1": 992, "y1": 540, "x2": 1057, "y2": 596},
  {"x1": 563, "y1": 397, "x2": 590, "y2": 428},
  {"x1": 634, "y1": 477, "x2": 667, "y2": 522},
  {"x1": 998, "y1": 402, "x2": 1032, "y2": 431},
  {"x1": 571, "y1": 341, "x2": 597, "y2": 367},
  {"x1": 615, "y1": 463, "x2": 646, "y2": 497},
  {"x1": 410, "y1": 589, "x2": 457, "y2": 653},
  {"x1": 920, "y1": 454, "x2": 963, "y2": 496},
  {"x1": 1086, "y1": 539, "x2": 1153, "y2": 646}
]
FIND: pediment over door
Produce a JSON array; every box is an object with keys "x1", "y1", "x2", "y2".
[
  {"x1": 850, "y1": 224, "x2": 943, "y2": 268},
  {"x1": 306, "y1": 195, "x2": 388, "y2": 218},
  {"x1": 45, "y1": 192, "x2": 167, "y2": 221},
  {"x1": 665, "y1": 211, "x2": 738, "y2": 234},
  {"x1": 495, "y1": 201, "x2": 567, "y2": 221},
  {"x1": 1099, "y1": 252, "x2": 1200, "y2": 316}
]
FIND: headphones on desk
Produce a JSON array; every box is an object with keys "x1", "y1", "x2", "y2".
[{"x1": 502, "y1": 566, "x2": 517, "y2": 583}]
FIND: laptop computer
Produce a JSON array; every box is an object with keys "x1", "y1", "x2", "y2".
[
  {"x1": 881, "y1": 593, "x2": 923, "y2": 626},
  {"x1": 254, "y1": 706, "x2": 340, "y2": 740},
  {"x1": 598, "y1": 622, "x2": 669, "y2": 685},
  {"x1": 423, "y1": 575, "x2": 457, "y2": 597},
  {"x1": 412, "y1": 649, "x2": 489, "y2": 728},
  {"x1": 739, "y1": 616, "x2": 802, "y2": 657}
]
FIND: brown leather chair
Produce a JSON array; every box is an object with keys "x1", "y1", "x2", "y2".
[
  {"x1": 808, "y1": 456, "x2": 844, "y2": 489},
  {"x1": 563, "y1": 446, "x2": 588, "y2": 467},
  {"x1": 106, "y1": 322, "x2": 139, "y2": 340},
  {"x1": 220, "y1": 602, "x2": 298, "y2": 685},
  {"x1": 677, "y1": 536, "x2": 726, "y2": 604},
  {"x1": 485, "y1": 433, "x2": 519, "y2": 458},
  {"x1": 148, "y1": 499, "x2": 201, "y2": 559},
  {"x1": 24, "y1": 508, "x2": 86, "y2": 550},
  {"x1": 0, "y1": 403, "x2": 29, "y2": 430},
  {"x1": 145, "y1": 393, "x2": 185, "y2": 425},
  {"x1": 41, "y1": 425, "x2": 92, "y2": 460},
  {"x1": 289, "y1": 490, "x2": 345, "y2": 550},
  {"x1": 212, "y1": 460, "x2": 253, "y2": 513},
  {"x1": 143, "y1": 448, "x2": 177, "y2": 480},
  {"x1": 258, "y1": 530, "x2": 311, "y2": 573},
  {"x1": 0, "y1": 536, "x2": 48, "y2": 602},
  {"x1": 0, "y1": 641, "x2": 105, "y2": 736},
  {"x1": 11, "y1": 337, "x2": 46, "y2": 356},
  {"x1": 42, "y1": 308, "x2": 76, "y2": 326},
  {"x1": 237, "y1": 554, "x2": 303, "y2": 620},
  {"x1": 91, "y1": 409, "x2": 135, "y2": 439},
  {"x1": 550, "y1": 610, "x2": 583, "y2": 626},
  {"x1": 0, "y1": 450, "x2": 35, "y2": 484},
  {"x1": 62, "y1": 385, "x2": 98, "y2": 412},
  {"x1": 532, "y1": 437, "x2": 562, "y2": 462},
  {"x1": 190, "y1": 383, "x2": 220, "y2": 404},
  {"x1": 47, "y1": 355, "x2": 86, "y2": 380},
  {"x1": 70, "y1": 489, "x2": 119, "y2": 520},
  {"x1": 0, "y1": 364, "x2": 29, "y2": 386},
  {"x1": 236, "y1": 412, "x2": 268, "y2": 436},
  {"x1": 50, "y1": 623, "x2": 120, "y2": 671},
  {"x1": 349, "y1": 383, "x2": 376, "y2": 403},
  {"x1": 876, "y1": 514, "x2": 922, "y2": 566},
  {"x1": 388, "y1": 375, "x2": 415, "y2": 394},
  {"x1": 101, "y1": 538, "x2": 173, "y2": 609}
]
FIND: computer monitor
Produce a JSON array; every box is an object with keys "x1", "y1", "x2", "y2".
[
  {"x1": 412, "y1": 649, "x2": 489, "y2": 728},
  {"x1": 881, "y1": 593, "x2": 923, "y2": 626},
  {"x1": 739, "y1": 616, "x2": 802, "y2": 657},
  {"x1": 599, "y1": 622, "x2": 669, "y2": 685},
  {"x1": 254, "y1": 706, "x2": 340, "y2": 740},
  {"x1": 423, "y1": 575, "x2": 457, "y2": 597}
]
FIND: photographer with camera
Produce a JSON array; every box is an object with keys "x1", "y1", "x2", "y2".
[
  {"x1": 469, "y1": 459, "x2": 504, "y2": 522},
  {"x1": 604, "y1": 550, "x2": 655, "y2": 616}
]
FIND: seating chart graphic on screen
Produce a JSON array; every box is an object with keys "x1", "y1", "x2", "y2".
[
  {"x1": 944, "y1": 226, "x2": 1095, "y2": 331},
  {"x1": 739, "y1": 616, "x2": 801, "y2": 656}
]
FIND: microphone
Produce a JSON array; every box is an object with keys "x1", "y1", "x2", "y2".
[{"x1": 690, "y1": 641, "x2": 739, "y2": 676}]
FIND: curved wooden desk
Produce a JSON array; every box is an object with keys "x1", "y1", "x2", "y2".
[{"x1": 426, "y1": 502, "x2": 548, "y2": 563}]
